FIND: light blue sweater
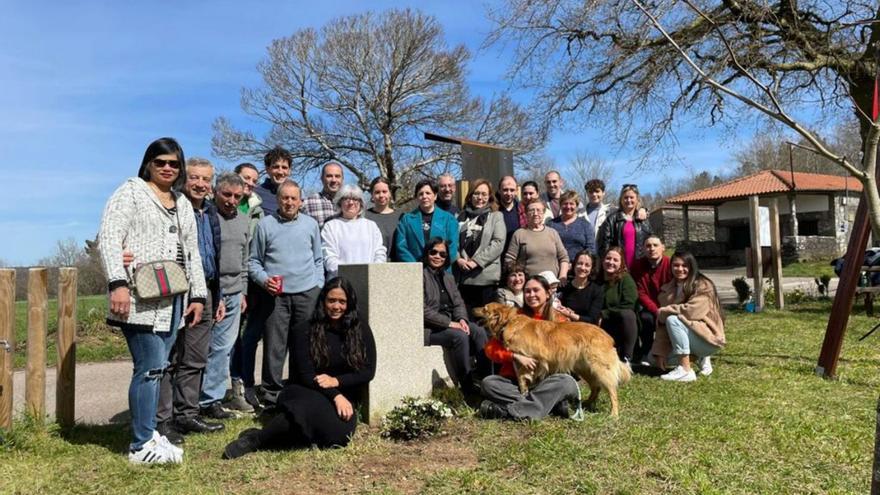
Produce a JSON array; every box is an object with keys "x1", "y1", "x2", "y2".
[{"x1": 249, "y1": 213, "x2": 324, "y2": 294}]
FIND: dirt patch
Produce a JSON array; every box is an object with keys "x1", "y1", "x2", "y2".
[{"x1": 242, "y1": 420, "x2": 481, "y2": 494}]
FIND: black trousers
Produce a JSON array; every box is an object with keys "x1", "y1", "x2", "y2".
[{"x1": 601, "y1": 309, "x2": 638, "y2": 361}]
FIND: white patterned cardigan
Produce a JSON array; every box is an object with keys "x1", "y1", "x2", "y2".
[{"x1": 98, "y1": 178, "x2": 208, "y2": 332}]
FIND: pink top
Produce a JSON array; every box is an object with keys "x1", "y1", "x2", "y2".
[{"x1": 622, "y1": 219, "x2": 636, "y2": 269}]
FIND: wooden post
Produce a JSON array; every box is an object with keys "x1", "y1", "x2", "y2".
[
  {"x1": 769, "y1": 199, "x2": 784, "y2": 310},
  {"x1": 56, "y1": 268, "x2": 77, "y2": 427},
  {"x1": 748, "y1": 196, "x2": 764, "y2": 311},
  {"x1": 26, "y1": 268, "x2": 48, "y2": 420},
  {"x1": 455, "y1": 180, "x2": 470, "y2": 210},
  {"x1": 0, "y1": 269, "x2": 15, "y2": 430}
]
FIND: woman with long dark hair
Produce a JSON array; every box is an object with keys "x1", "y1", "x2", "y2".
[
  {"x1": 557, "y1": 251, "x2": 604, "y2": 324},
  {"x1": 364, "y1": 176, "x2": 401, "y2": 259},
  {"x1": 98, "y1": 137, "x2": 206, "y2": 464},
  {"x1": 652, "y1": 252, "x2": 725, "y2": 382},
  {"x1": 223, "y1": 277, "x2": 376, "y2": 458},
  {"x1": 599, "y1": 247, "x2": 639, "y2": 363}
]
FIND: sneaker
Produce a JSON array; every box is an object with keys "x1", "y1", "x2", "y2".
[
  {"x1": 479, "y1": 400, "x2": 509, "y2": 420},
  {"x1": 152, "y1": 430, "x2": 183, "y2": 463},
  {"x1": 223, "y1": 379, "x2": 255, "y2": 413},
  {"x1": 129, "y1": 435, "x2": 181, "y2": 465},
  {"x1": 157, "y1": 420, "x2": 184, "y2": 446},
  {"x1": 699, "y1": 356, "x2": 713, "y2": 376},
  {"x1": 660, "y1": 365, "x2": 697, "y2": 382},
  {"x1": 200, "y1": 401, "x2": 235, "y2": 420}
]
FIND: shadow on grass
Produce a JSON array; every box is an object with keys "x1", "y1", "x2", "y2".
[{"x1": 58, "y1": 423, "x2": 130, "y2": 454}]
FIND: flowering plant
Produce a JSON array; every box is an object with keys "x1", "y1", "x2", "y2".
[{"x1": 380, "y1": 396, "x2": 453, "y2": 441}]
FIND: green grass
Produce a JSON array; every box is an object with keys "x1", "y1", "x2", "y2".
[
  {"x1": 12, "y1": 295, "x2": 127, "y2": 368},
  {"x1": 782, "y1": 259, "x2": 836, "y2": 278},
  {"x1": 1, "y1": 299, "x2": 876, "y2": 493}
]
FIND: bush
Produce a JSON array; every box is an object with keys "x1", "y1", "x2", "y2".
[{"x1": 381, "y1": 396, "x2": 452, "y2": 441}]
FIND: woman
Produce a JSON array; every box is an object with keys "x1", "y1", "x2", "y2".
[
  {"x1": 98, "y1": 137, "x2": 206, "y2": 464},
  {"x1": 480, "y1": 275, "x2": 581, "y2": 420},
  {"x1": 495, "y1": 261, "x2": 526, "y2": 308},
  {"x1": 597, "y1": 184, "x2": 652, "y2": 268},
  {"x1": 599, "y1": 247, "x2": 638, "y2": 363},
  {"x1": 422, "y1": 238, "x2": 489, "y2": 394},
  {"x1": 652, "y1": 252, "x2": 725, "y2": 382},
  {"x1": 505, "y1": 201, "x2": 570, "y2": 279},
  {"x1": 223, "y1": 277, "x2": 377, "y2": 458},
  {"x1": 364, "y1": 177, "x2": 401, "y2": 260},
  {"x1": 455, "y1": 179, "x2": 506, "y2": 311},
  {"x1": 322, "y1": 184, "x2": 387, "y2": 278},
  {"x1": 557, "y1": 251, "x2": 603, "y2": 324},
  {"x1": 395, "y1": 179, "x2": 459, "y2": 264},
  {"x1": 549, "y1": 190, "x2": 596, "y2": 262},
  {"x1": 519, "y1": 180, "x2": 540, "y2": 225}
]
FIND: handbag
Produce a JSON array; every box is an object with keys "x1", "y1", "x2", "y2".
[{"x1": 127, "y1": 204, "x2": 190, "y2": 300}]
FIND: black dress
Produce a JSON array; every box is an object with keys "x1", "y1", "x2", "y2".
[
  {"x1": 275, "y1": 320, "x2": 377, "y2": 448},
  {"x1": 560, "y1": 281, "x2": 604, "y2": 324}
]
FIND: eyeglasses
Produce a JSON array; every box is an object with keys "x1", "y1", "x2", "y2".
[
  {"x1": 429, "y1": 249, "x2": 448, "y2": 258},
  {"x1": 621, "y1": 183, "x2": 639, "y2": 192},
  {"x1": 471, "y1": 191, "x2": 489, "y2": 198},
  {"x1": 341, "y1": 197, "x2": 361, "y2": 203},
  {"x1": 152, "y1": 159, "x2": 181, "y2": 169}
]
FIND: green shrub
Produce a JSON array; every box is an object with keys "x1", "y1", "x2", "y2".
[{"x1": 381, "y1": 396, "x2": 452, "y2": 441}]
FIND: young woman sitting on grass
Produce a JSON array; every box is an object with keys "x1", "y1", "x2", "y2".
[{"x1": 651, "y1": 251, "x2": 725, "y2": 382}]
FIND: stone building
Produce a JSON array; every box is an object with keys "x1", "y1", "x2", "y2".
[
  {"x1": 649, "y1": 205, "x2": 715, "y2": 247},
  {"x1": 661, "y1": 170, "x2": 861, "y2": 264}
]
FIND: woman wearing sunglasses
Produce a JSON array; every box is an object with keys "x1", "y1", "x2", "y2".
[
  {"x1": 98, "y1": 137, "x2": 207, "y2": 464},
  {"x1": 597, "y1": 183, "x2": 653, "y2": 269},
  {"x1": 422, "y1": 237, "x2": 489, "y2": 395}
]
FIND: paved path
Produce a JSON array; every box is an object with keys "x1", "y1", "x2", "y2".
[{"x1": 10, "y1": 269, "x2": 836, "y2": 425}]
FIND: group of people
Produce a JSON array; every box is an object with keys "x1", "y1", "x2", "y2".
[{"x1": 99, "y1": 138, "x2": 726, "y2": 465}]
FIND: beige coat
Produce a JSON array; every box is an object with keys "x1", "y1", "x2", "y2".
[{"x1": 651, "y1": 277, "x2": 725, "y2": 357}]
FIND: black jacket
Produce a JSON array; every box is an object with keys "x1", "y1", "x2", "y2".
[
  {"x1": 423, "y1": 266, "x2": 468, "y2": 331},
  {"x1": 597, "y1": 210, "x2": 653, "y2": 260}
]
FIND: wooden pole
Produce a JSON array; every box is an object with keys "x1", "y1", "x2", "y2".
[
  {"x1": 455, "y1": 180, "x2": 470, "y2": 210},
  {"x1": 748, "y1": 195, "x2": 764, "y2": 311},
  {"x1": 56, "y1": 268, "x2": 77, "y2": 427},
  {"x1": 0, "y1": 269, "x2": 15, "y2": 430},
  {"x1": 26, "y1": 268, "x2": 47, "y2": 420},
  {"x1": 769, "y1": 199, "x2": 784, "y2": 309}
]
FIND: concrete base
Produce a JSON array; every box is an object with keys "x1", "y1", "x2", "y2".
[{"x1": 339, "y1": 263, "x2": 451, "y2": 424}]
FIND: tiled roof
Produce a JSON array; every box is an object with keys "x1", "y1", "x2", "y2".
[{"x1": 666, "y1": 170, "x2": 862, "y2": 205}]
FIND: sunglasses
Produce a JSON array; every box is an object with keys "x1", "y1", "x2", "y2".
[
  {"x1": 152, "y1": 158, "x2": 181, "y2": 169},
  {"x1": 621, "y1": 183, "x2": 639, "y2": 192},
  {"x1": 429, "y1": 249, "x2": 448, "y2": 259}
]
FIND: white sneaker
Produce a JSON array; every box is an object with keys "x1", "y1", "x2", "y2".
[
  {"x1": 129, "y1": 435, "x2": 181, "y2": 465},
  {"x1": 699, "y1": 356, "x2": 713, "y2": 376},
  {"x1": 660, "y1": 365, "x2": 697, "y2": 382},
  {"x1": 153, "y1": 430, "x2": 183, "y2": 462}
]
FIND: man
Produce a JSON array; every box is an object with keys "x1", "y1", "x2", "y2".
[
  {"x1": 252, "y1": 147, "x2": 292, "y2": 217},
  {"x1": 198, "y1": 173, "x2": 250, "y2": 420},
  {"x1": 436, "y1": 173, "x2": 460, "y2": 215},
  {"x1": 584, "y1": 179, "x2": 611, "y2": 240},
  {"x1": 248, "y1": 180, "x2": 324, "y2": 407},
  {"x1": 157, "y1": 158, "x2": 224, "y2": 443},
  {"x1": 226, "y1": 163, "x2": 265, "y2": 412},
  {"x1": 542, "y1": 171, "x2": 567, "y2": 220},
  {"x1": 302, "y1": 161, "x2": 344, "y2": 229},
  {"x1": 631, "y1": 235, "x2": 672, "y2": 364},
  {"x1": 496, "y1": 176, "x2": 524, "y2": 252}
]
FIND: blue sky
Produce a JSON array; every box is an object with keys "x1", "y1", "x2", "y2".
[{"x1": 0, "y1": 1, "x2": 744, "y2": 265}]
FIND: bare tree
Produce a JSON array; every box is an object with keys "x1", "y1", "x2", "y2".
[
  {"x1": 213, "y1": 9, "x2": 543, "y2": 201},
  {"x1": 735, "y1": 121, "x2": 863, "y2": 176},
  {"x1": 38, "y1": 238, "x2": 106, "y2": 296},
  {"x1": 564, "y1": 151, "x2": 618, "y2": 202},
  {"x1": 488, "y1": 0, "x2": 880, "y2": 235}
]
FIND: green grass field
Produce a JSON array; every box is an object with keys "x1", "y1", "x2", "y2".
[
  {"x1": 1, "y1": 298, "x2": 876, "y2": 493},
  {"x1": 781, "y1": 259, "x2": 836, "y2": 278},
  {"x1": 12, "y1": 295, "x2": 128, "y2": 368}
]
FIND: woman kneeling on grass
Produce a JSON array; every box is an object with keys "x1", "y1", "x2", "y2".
[
  {"x1": 223, "y1": 277, "x2": 376, "y2": 458},
  {"x1": 651, "y1": 251, "x2": 725, "y2": 382},
  {"x1": 479, "y1": 275, "x2": 581, "y2": 420}
]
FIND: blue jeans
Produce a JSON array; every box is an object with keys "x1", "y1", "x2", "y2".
[
  {"x1": 121, "y1": 296, "x2": 182, "y2": 451},
  {"x1": 665, "y1": 315, "x2": 720, "y2": 360},
  {"x1": 200, "y1": 293, "x2": 242, "y2": 406}
]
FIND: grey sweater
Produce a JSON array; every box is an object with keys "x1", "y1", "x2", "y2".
[
  {"x1": 249, "y1": 213, "x2": 324, "y2": 294},
  {"x1": 218, "y1": 212, "x2": 250, "y2": 296}
]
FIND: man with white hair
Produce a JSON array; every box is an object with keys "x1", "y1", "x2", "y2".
[
  {"x1": 321, "y1": 184, "x2": 386, "y2": 278},
  {"x1": 303, "y1": 161, "x2": 344, "y2": 228},
  {"x1": 436, "y1": 173, "x2": 460, "y2": 215}
]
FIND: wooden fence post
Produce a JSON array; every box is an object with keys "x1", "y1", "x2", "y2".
[
  {"x1": 56, "y1": 268, "x2": 77, "y2": 427},
  {"x1": 769, "y1": 199, "x2": 784, "y2": 310},
  {"x1": 0, "y1": 269, "x2": 15, "y2": 430},
  {"x1": 26, "y1": 268, "x2": 47, "y2": 420}
]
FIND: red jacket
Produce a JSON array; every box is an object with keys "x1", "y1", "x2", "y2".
[
  {"x1": 484, "y1": 309, "x2": 567, "y2": 379},
  {"x1": 631, "y1": 256, "x2": 672, "y2": 316}
]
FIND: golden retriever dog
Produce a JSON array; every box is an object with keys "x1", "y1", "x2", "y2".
[{"x1": 474, "y1": 303, "x2": 632, "y2": 418}]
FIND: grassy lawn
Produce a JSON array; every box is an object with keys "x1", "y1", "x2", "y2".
[
  {"x1": 1, "y1": 298, "x2": 876, "y2": 493},
  {"x1": 12, "y1": 295, "x2": 128, "y2": 368},
  {"x1": 781, "y1": 259, "x2": 836, "y2": 279}
]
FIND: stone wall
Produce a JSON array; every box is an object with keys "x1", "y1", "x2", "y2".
[
  {"x1": 782, "y1": 236, "x2": 843, "y2": 261},
  {"x1": 649, "y1": 206, "x2": 715, "y2": 248}
]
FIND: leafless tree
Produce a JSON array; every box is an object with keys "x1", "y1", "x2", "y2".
[
  {"x1": 564, "y1": 151, "x2": 619, "y2": 202},
  {"x1": 735, "y1": 121, "x2": 864, "y2": 176},
  {"x1": 213, "y1": 9, "x2": 543, "y2": 201},
  {"x1": 488, "y1": 0, "x2": 880, "y2": 235}
]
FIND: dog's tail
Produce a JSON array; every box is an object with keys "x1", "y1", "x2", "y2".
[{"x1": 617, "y1": 360, "x2": 632, "y2": 385}]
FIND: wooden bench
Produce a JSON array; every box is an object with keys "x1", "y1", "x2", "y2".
[{"x1": 855, "y1": 266, "x2": 880, "y2": 316}]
